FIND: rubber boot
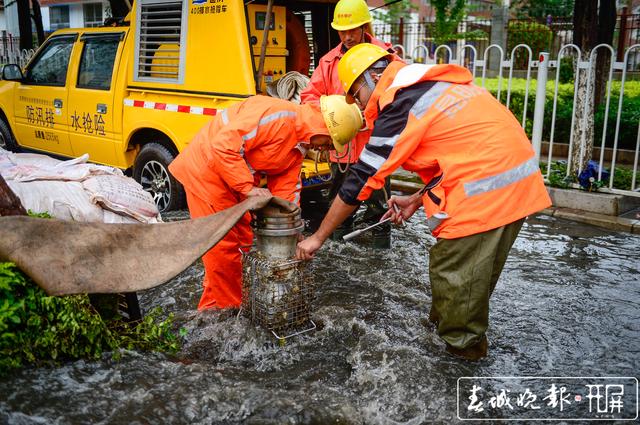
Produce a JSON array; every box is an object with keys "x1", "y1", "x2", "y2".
[
  {"x1": 445, "y1": 335, "x2": 488, "y2": 361},
  {"x1": 371, "y1": 222, "x2": 391, "y2": 249}
]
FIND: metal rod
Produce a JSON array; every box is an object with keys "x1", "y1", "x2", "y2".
[
  {"x1": 271, "y1": 320, "x2": 317, "y2": 340},
  {"x1": 343, "y1": 217, "x2": 392, "y2": 241},
  {"x1": 531, "y1": 52, "x2": 549, "y2": 161},
  {"x1": 256, "y1": 0, "x2": 274, "y2": 93}
]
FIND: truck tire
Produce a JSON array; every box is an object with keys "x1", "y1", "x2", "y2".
[
  {"x1": 0, "y1": 117, "x2": 19, "y2": 152},
  {"x1": 133, "y1": 143, "x2": 185, "y2": 212}
]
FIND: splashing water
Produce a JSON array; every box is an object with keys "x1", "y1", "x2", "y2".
[{"x1": 1, "y1": 212, "x2": 638, "y2": 424}]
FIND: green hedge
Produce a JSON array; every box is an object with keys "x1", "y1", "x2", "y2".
[
  {"x1": 0, "y1": 261, "x2": 181, "y2": 374},
  {"x1": 477, "y1": 77, "x2": 640, "y2": 151},
  {"x1": 507, "y1": 21, "x2": 552, "y2": 70}
]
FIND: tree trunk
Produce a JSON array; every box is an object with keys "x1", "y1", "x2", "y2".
[
  {"x1": 0, "y1": 175, "x2": 27, "y2": 216},
  {"x1": 594, "y1": 0, "x2": 616, "y2": 108},
  {"x1": 108, "y1": 0, "x2": 131, "y2": 19},
  {"x1": 570, "y1": 0, "x2": 598, "y2": 174},
  {"x1": 17, "y1": 0, "x2": 33, "y2": 50},
  {"x1": 31, "y1": 0, "x2": 45, "y2": 46},
  {"x1": 570, "y1": 55, "x2": 595, "y2": 176}
]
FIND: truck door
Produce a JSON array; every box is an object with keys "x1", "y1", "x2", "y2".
[
  {"x1": 13, "y1": 34, "x2": 76, "y2": 155},
  {"x1": 68, "y1": 32, "x2": 125, "y2": 164}
]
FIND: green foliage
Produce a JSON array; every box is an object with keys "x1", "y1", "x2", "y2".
[
  {"x1": 27, "y1": 210, "x2": 52, "y2": 218},
  {"x1": 543, "y1": 160, "x2": 640, "y2": 191},
  {"x1": 558, "y1": 56, "x2": 574, "y2": 84},
  {"x1": 432, "y1": 0, "x2": 467, "y2": 45},
  {"x1": 372, "y1": 0, "x2": 418, "y2": 24},
  {"x1": 430, "y1": 0, "x2": 486, "y2": 45},
  {"x1": 543, "y1": 160, "x2": 575, "y2": 188},
  {"x1": 611, "y1": 163, "x2": 640, "y2": 191},
  {"x1": 478, "y1": 77, "x2": 640, "y2": 151},
  {"x1": 507, "y1": 21, "x2": 552, "y2": 69},
  {"x1": 0, "y1": 262, "x2": 180, "y2": 375},
  {"x1": 511, "y1": 0, "x2": 574, "y2": 19}
]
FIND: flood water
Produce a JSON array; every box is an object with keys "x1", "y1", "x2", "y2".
[{"x1": 1, "y1": 212, "x2": 639, "y2": 424}]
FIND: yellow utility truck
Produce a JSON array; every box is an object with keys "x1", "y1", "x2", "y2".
[{"x1": 0, "y1": 0, "x2": 340, "y2": 211}]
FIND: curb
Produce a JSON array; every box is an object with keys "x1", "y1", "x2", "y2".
[
  {"x1": 390, "y1": 179, "x2": 640, "y2": 234},
  {"x1": 540, "y1": 207, "x2": 640, "y2": 234}
]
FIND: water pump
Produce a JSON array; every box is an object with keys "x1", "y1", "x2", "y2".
[{"x1": 241, "y1": 198, "x2": 316, "y2": 340}]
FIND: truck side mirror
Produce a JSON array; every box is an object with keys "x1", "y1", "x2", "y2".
[{"x1": 2, "y1": 64, "x2": 24, "y2": 81}]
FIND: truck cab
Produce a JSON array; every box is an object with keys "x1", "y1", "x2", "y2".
[{"x1": 0, "y1": 0, "x2": 341, "y2": 211}]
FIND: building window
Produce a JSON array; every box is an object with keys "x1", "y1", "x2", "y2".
[
  {"x1": 84, "y1": 3, "x2": 103, "y2": 27},
  {"x1": 50, "y1": 6, "x2": 70, "y2": 31}
]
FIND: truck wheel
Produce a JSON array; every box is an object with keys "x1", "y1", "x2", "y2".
[
  {"x1": 0, "y1": 117, "x2": 18, "y2": 152},
  {"x1": 133, "y1": 143, "x2": 185, "y2": 212}
]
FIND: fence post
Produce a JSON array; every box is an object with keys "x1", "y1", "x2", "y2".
[
  {"x1": 617, "y1": 7, "x2": 628, "y2": 62},
  {"x1": 398, "y1": 17, "x2": 404, "y2": 48},
  {"x1": 489, "y1": 5, "x2": 508, "y2": 71},
  {"x1": 531, "y1": 52, "x2": 549, "y2": 161}
]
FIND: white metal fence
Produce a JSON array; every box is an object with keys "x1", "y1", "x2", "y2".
[
  {"x1": 0, "y1": 33, "x2": 36, "y2": 68},
  {"x1": 391, "y1": 42, "x2": 640, "y2": 197}
]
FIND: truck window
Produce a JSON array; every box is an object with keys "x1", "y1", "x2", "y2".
[
  {"x1": 24, "y1": 36, "x2": 76, "y2": 86},
  {"x1": 77, "y1": 34, "x2": 122, "y2": 90}
]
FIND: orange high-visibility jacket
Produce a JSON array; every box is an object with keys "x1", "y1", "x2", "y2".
[
  {"x1": 338, "y1": 63, "x2": 552, "y2": 239},
  {"x1": 300, "y1": 34, "x2": 395, "y2": 163},
  {"x1": 169, "y1": 95, "x2": 328, "y2": 205}
]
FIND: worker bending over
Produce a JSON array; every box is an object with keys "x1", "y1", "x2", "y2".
[
  {"x1": 170, "y1": 95, "x2": 362, "y2": 310},
  {"x1": 296, "y1": 44, "x2": 551, "y2": 360}
]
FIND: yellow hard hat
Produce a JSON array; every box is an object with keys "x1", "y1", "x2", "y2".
[
  {"x1": 320, "y1": 95, "x2": 363, "y2": 153},
  {"x1": 338, "y1": 43, "x2": 389, "y2": 94},
  {"x1": 331, "y1": 0, "x2": 372, "y2": 31}
]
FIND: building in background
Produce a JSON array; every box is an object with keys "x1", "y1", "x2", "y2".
[
  {"x1": 367, "y1": 0, "x2": 495, "y2": 23},
  {"x1": 0, "y1": 1, "x2": 6, "y2": 32},
  {"x1": 42, "y1": 0, "x2": 109, "y2": 31},
  {"x1": 1, "y1": 0, "x2": 109, "y2": 38}
]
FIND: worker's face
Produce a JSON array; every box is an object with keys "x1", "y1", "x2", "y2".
[
  {"x1": 338, "y1": 26, "x2": 365, "y2": 50},
  {"x1": 309, "y1": 134, "x2": 333, "y2": 151},
  {"x1": 346, "y1": 74, "x2": 375, "y2": 110}
]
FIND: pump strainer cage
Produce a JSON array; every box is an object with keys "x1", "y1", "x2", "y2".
[{"x1": 241, "y1": 248, "x2": 316, "y2": 340}]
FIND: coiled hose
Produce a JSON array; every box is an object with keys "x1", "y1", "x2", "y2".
[{"x1": 266, "y1": 71, "x2": 310, "y2": 104}]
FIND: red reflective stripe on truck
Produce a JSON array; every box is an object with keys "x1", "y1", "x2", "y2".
[{"x1": 124, "y1": 99, "x2": 217, "y2": 116}]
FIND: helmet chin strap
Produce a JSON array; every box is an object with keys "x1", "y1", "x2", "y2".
[
  {"x1": 362, "y1": 59, "x2": 389, "y2": 92},
  {"x1": 363, "y1": 70, "x2": 377, "y2": 93}
]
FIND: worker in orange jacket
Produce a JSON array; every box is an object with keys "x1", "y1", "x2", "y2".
[
  {"x1": 300, "y1": 0, "x2": 398, "y2": 246},
  {"x1": 296, "y1": 44, "x2": 552, "y2": 360},
  {"x1": 169, "y1": 95, "x2": 362, "y2": 310}
]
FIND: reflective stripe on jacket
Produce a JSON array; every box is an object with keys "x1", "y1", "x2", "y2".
[
  {"x1": 339, "y1": 63, "x2": 552, "y2": 239},
  {"x1": 169, "y1": 95, "x2": 327, "y2": 206},
  {"x1": 300, "y1": 34, "x2": 394, "y2": 163}
]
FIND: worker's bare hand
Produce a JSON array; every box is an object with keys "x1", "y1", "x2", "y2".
[
  {"x1": 383, "y1": 195, "x2": 421, "y2": 224},
  {"x1": 296, "y1": 234, "x2": 323, "y2": 260},
  {"x1": 247, "y1": 187, "x2": 272, "y2": 198}
]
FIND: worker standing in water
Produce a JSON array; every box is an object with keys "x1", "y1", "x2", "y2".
[
  {"x1": 169, "y1": 95, "x2": 362, "y2": 310},
  {"x1": 296, "y1": 44, "x2": 552, "y2": 360},
  {"x1": 300, "y1": 0, "x2": 399, "y2": 246}
]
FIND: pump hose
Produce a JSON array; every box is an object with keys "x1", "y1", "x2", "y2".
[
  {"x1": 266, "y1": 71, "x2": 310, "y2": 104},
  {"x1": 314, "y1": 150, "x2": 333, "y2": 182}
]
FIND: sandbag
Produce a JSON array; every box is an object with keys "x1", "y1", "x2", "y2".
[
  {"x1": 0, "y1": 148, "x2": 159, "y2": 223},
  {"x1": 7, "y1": 180, "x2": 104, "y2": 222},
  {"x1": 83, "y1": 174, "x2": 160, "y2": 224}
]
